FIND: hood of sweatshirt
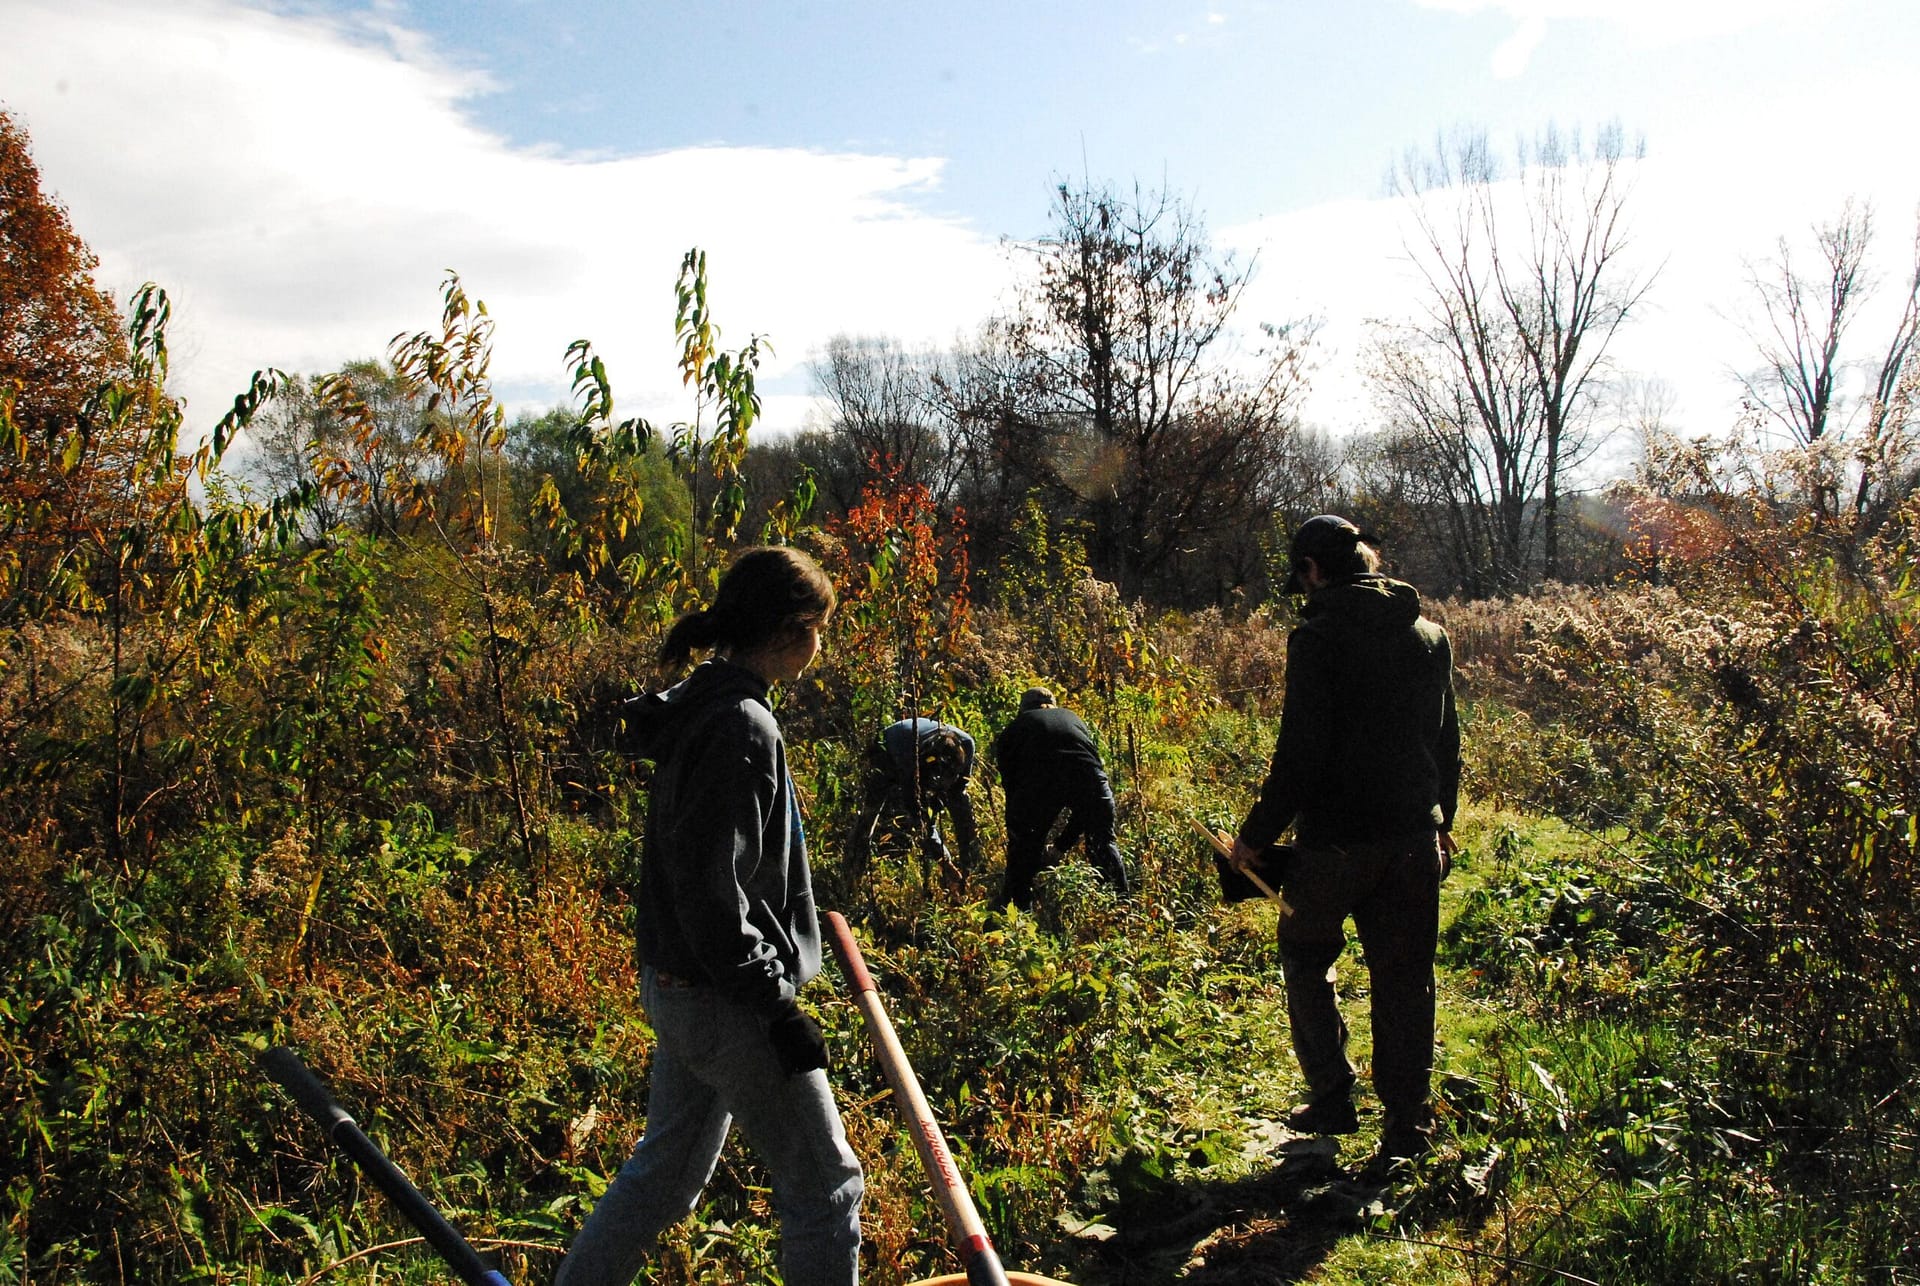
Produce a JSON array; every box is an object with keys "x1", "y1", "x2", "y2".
[
  {"x1": 622, "y1": 658, "x2": 770, "y2": 761},
  {"x1": 1300, "y1": 573, "x2": 1423, "y2": 631}
]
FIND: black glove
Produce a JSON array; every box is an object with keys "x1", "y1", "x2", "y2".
[{"x1": 766, "y1": 998, "x2": 830, "y2": 1077}]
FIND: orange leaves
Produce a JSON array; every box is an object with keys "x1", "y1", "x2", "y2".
[
  {"x1": 0, "y1": 108, "x2": 127, "y2": 448},
  {"x1": 1621, "y1": 492, "x2": 1741, "y2": 570},
  {"x1": 825, "y1": 452, "x2": 972, "y2": 705}
]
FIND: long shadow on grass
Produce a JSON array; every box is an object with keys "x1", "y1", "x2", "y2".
[{"x1": 1065, "y1": 1134, "x2": 1498, "y2": 1285}]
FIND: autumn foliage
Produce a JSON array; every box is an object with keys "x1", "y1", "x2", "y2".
[
  {"x1": 822, "y1": 451, "x2": 973, "y2": 725},
  {"x1": 0, "y1": 107, "x2": 144, "y2": 611},
  {"x1": 0, "y1": 108, "x2": 126, "y2": 440},
  {"x1": 6, "y1": 104, "x2": 1920, "y2": 1286}
]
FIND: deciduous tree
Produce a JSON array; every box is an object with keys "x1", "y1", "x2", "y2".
[
  {"x1": 1737, "y1": 200, "x2": 1920, "y2": 525},
  {"x1": 1382, "y1": 123, "x2": 1651, "y2": 586},
  {"x1": 0, "y1": 108, "x2": 125, "y2": 439},
  {"x1": 1000, "y1": 180, "x2": 1317, "y2": 604},
  {"x1": 809, "y1": 333, "x2": 961, "y2": 511},
  {"x1": 243, "y1": 360, "x2": 434, "y2": 540},
  {"x1": 0, "y1": 106, "x2": 139, "y2": 607},
  {"x1": 1365, "y1": 308, "x2": 1545, "y2": 596}
]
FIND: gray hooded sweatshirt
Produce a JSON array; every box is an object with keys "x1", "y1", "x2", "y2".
[{"x1": 629, "y1": 658, "x2": 822, "y2": 1015}]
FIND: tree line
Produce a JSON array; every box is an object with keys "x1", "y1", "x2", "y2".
[
  {"x1": 13, "y1": 104, "x2": 1918, "y2": 628},
  {"x1": 767, "y1": 124, "x2": 1920, "y2": 605}
]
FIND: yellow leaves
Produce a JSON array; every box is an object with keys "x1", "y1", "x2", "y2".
[
  {"x1": 58, "y1": 427, "x2": 86, "y2": 474},
  {"x1": 0, "y1": 379, "x2": 21, "y2": 461}
]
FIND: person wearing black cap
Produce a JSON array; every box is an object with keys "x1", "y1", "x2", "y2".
[
  {"x1": 990, "y1": 687, "x2": 1129, "y2": 910},
  {"x1": 1229, "y1": 515, "x2": 1460, "y2": 1165},
  {"x1": 847, "y1": 717, "x2": 980, "y2": 885}
]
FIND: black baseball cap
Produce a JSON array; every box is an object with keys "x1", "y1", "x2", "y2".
[{"x1": 1285, "y1": 514, "x2": 1376, "y2": 594}]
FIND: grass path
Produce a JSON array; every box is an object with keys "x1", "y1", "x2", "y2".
[{"x1": 1025, "y1": 805, "x2": 1568, "y2": 1285}]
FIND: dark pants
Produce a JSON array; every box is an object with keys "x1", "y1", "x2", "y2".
[
  {"x1": 994, "y1": 784, "x2": 1128, "y2": 910},
  {"x1": 1275, "y1": 831, "x2": 1442, "y2": 1127}
]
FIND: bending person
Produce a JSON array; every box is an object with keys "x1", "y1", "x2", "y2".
[
  {"x1": 991, "y1": 687, "x2": 1128, "y2": 911},
  {"x1": 848, "y1": 717, "x2": 979, "y2": 886}
]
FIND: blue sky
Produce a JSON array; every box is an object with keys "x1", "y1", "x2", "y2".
[
  {"x1": 403, "y1": 0, "x2": 1891, "y2": 230},
  {"x1": 4, "y1": 0, "x2": 1917, "y2": 453}
]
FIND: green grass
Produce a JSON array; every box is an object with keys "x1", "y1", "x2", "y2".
[{"x1": 13, "y1": 735, "x2": 1911, "y2": 1283}]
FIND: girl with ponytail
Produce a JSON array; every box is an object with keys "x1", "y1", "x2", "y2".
[
  {"x1": 557, "y1": 546, "x2": 863, "y2": 1286},
  {"x1": 655, "y1": 545, "x2": 836, "y2": 670}
]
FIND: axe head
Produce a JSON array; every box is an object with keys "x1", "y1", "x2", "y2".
[{"x1": 1212, "y1": 844, "x2": 1293, "y2": 903}]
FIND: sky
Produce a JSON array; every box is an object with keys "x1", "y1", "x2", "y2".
[{"x1": 3, "y1": 0, "x2": 1918, "y2": 459}]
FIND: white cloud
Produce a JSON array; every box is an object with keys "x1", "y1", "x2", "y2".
[
  {"x1": 1224, "y1": 114, "x2": 1920, "y2": 445},
  {"x1": 1217, "y1": 198, "x2": 1409, "y2": 431},
  {"x1": 1490, "y1": 15, "x2": 1547, "y2": 78},
  {"x1": 1, "y1": 0, "x2": 1010, "y2": 438},
  {"x1": 6, "y1": 0, "x2": 1910, "y2": 465},
  {"x1": 1413, "y1": 0, "x2": 1836, "y2": 74}
]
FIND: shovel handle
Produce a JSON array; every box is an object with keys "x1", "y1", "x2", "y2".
[
  {"x1": 1189, "y1": 818, "x2": 1283, "y2": 904},
  {"x1": 825, "y1": 912, "x2": 1010, "y2": 1286},
  {"x1": 261, "y1": 1047, "x2": 512, "y2": 1286}
]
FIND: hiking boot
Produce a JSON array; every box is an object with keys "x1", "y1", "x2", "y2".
[
  {"x1": 1285, "y1": 1093, "x2": 1359, "y2": 1136},
  {"x1": 1377, "y1": 1109, "x2": 1436, "y2": 1162}
]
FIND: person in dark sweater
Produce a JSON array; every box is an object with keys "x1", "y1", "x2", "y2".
[
  {"x1": 847, "y1": 717, "x2": 979, "y2": 884},
  {"x1": 1229, "y1": 515, "x2": 1460, "y2": 1165},
  {"x1": 991, "y1": 687, "x2": 1129, "y2": 910},
  {"x1": 557, "y1": 547, "x2": 863, "y2": 1286}
]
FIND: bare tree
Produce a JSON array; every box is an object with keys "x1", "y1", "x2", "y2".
[
  {"x1": 1387, "y1": 123, "x2": 1652, "y2": 584},
  {"x1": 1865, "y1": 218, "x2": 1920, "y2": 422},
  {"x1": 1618, "y1": 375, "x2": 1680, "y2": 454},
  {"x1": 1000, "y1": 179, "x2": 1317, "y2": 602},
  {"x1": 1740, "y1": 200, "x2": 1874, "y2": 450},
  {"x1": 1856, "y1": 219, "x2": 1920, "y2": 524},
  {"x1": 1362, "y1": 318, "x2": 1545, "y2": 596},
  {"x1": 1738, "y1": 201, "x2": 1920, "y2": 524},
  {"x1": 809, "y1": 334, "x2": 963, "y2": 510}
]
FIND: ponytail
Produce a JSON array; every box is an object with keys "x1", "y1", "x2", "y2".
[
  {"x1": 1321, "y1": 538, "x2": 1382, "y2": 581},
  {"x1": 658, "y1": 546, "x2": 836, "y2": 668},
  {"x1": 658, "y1": 607, "x2": 727, "y2": 669}
]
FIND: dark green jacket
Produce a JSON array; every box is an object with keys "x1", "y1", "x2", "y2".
[{"x1": 1238, "y1": 575, "x2": 1460, "y2": 850}]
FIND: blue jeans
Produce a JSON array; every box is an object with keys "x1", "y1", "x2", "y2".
[{"x1": 555, "y1": 970, "x2": 864, "y2": 1286}]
